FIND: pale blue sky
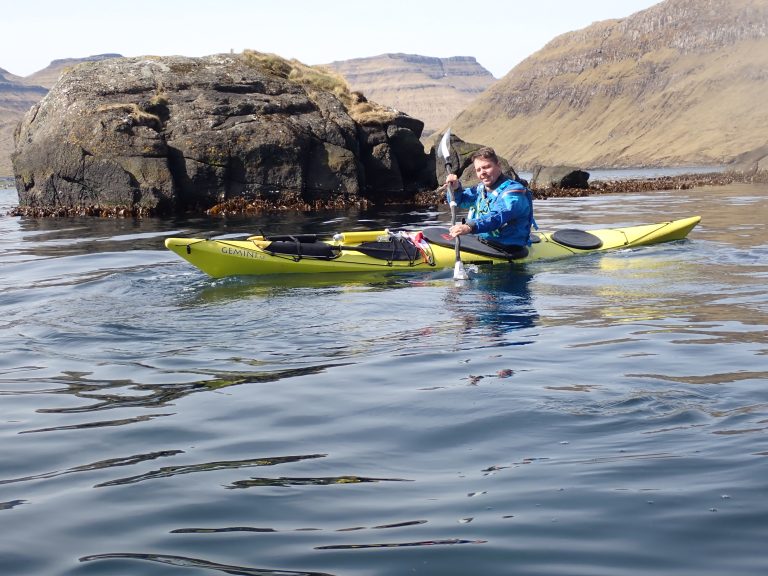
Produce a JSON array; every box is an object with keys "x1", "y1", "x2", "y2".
[{"x1": 4, "y1": 0, "x2": 661, "y2": 78}]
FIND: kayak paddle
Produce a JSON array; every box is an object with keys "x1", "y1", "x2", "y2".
[{"x1": 438, "y1": 129, "x2": 469, "y2": 281}]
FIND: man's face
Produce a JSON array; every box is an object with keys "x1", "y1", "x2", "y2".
[{"x1": 473, "y1": 157, "x2": 502, "y2": 187}]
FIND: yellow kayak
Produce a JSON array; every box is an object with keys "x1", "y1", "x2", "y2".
[{"x1": 164, "y1": 216, "x2": 701, "y2": 278}]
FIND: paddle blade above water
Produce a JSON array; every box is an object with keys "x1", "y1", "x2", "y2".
[{"x1": 439, "y1": 129, "x2": 452, "y2": 170}]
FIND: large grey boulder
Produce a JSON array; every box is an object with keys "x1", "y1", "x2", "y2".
[
  {"x1": 531, "y1": 165, "x2": 590, "y2": 189},
  {"x1": 12, "y1": 54, "x2": 434, "y2": 215}
]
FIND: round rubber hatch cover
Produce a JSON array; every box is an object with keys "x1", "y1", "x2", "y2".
[{"x1": 551, "y1": 229, "x2": 603, "y2": 250}]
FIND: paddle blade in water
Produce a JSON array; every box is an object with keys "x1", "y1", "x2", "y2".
[{"x1": 453, "y1": 260, "x2": 470, "y2": 281}]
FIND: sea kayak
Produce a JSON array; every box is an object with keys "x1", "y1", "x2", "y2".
[{"x1": 164, "y1": 216, "x2": 701, "y2": 278}]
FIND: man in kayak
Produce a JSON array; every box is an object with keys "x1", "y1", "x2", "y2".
[{"x1": 445, "y1": 147, "x2": 534, "y2": 257}]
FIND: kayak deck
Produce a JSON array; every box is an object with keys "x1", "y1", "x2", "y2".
[{"x1": 165, "y1": 216, "x2": 701, "y2": 278}]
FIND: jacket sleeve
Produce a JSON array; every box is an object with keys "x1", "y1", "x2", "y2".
[{"x1": 452, "y1": 186, "x2": 477, "y2": 209}]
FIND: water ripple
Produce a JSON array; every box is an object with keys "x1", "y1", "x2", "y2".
[
  {"x1": 314, "y1": 538, "x2": 485, "y2": 550},
  {"x1": 226, "y1": 475, "x2": 411, "y2": 489},
  {"x1": 626, "y1": 371, "x2": 768, "y2": 385},
  {"x1": 79, "y1": 552, "x2": 335, "y2": 576},
  {"x1": 170, "y1": 519, "x2": 428, "y2": 534},
  {"x1": 0, "y1": 499, "x2": 27, "y2": 510},
  {"x1": 18, "y1": 412, "x2": 173, "y2": 434},
  {"x1": 0, "y1": 449, "x2": 183, "y2": 486},
  {"x1": 9, "y1": 363, "x2": 348, "y2": 414},
  {"x1": 96, "y1": 454, "x2": 327, "y2": 487}
]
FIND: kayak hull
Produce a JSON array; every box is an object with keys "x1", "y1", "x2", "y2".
[{"x1": 165, "y1": 216, "x2": 701, "y2": 278}]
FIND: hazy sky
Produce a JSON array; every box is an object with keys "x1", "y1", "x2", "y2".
[{"x1": 3, "y1": 0, "x2": 661, "y2": 78}]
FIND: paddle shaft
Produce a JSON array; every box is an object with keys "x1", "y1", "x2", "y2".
[
  {"x1": 447, "y1": 187, "x2": 462, "y2": 262},
  {"x1": 439, "y1": 129, "x2": 468, "y2": 280},
  {"x1": 443, "y1": 160, "x2": 462, "y2": 258}
]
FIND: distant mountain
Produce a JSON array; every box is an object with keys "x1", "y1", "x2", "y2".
[
  {"x1": 0, "y1": 68, "x2": 27, "y2": 85},
  {"x1": 25, "y1": 54, "x2": 122, "y2": 88},
  {"x1": 0, "y1": 69, "x2": 47, "y2": 177},
  {"x1": 325, "y1": 53, "x2": 495, "y2": 139},
  {"x1": 451, "y1": 0, "x2": 768, "y2": 169},
  {"x1": 0, "y1": 54, "x2": 122, "y2": 176}
]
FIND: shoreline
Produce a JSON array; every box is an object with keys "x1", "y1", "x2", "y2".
[
  {"x1": 5, "y1": 170, "x2": 766, "y2": 218},
  {"x1": 412, "y1": 170, "x2": 764, "y2": 204}
]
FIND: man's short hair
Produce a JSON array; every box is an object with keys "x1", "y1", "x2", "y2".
[{"x1": 470, "y1": 147, "x2": 500, "y2": 164}]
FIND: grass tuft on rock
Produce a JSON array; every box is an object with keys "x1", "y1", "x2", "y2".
[{"x1": 240, "y1": 49, "x2": 398, "y2": 126}]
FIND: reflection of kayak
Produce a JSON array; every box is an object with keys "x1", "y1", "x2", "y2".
[{"x1": 165, "y1": 216, "x2": 701, "y2": 278}]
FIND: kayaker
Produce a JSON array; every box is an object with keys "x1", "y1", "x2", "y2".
[{"x1": 445, "y1": 147, "x2": 534, "y2": 256}]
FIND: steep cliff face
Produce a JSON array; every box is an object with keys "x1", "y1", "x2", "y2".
[
  {"x1": 451, "y1": 0, "x2": 768, "y2": 168},
  {"x1": 326, "y1": 53, "x2": 495, "y2": 139}
]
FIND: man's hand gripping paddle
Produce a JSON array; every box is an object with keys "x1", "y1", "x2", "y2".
[{"x1": 439, "y1": 129, "x2": 469, "y2": 281}]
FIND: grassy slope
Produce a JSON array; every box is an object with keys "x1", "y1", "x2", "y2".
[{"x1": 451, "y1": 1, "x2": 768, "y2": 168}]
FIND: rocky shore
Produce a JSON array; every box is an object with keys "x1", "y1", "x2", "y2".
[
  {"x1": 10, "y1": 53, "x2": 435, "y2": 219},
  {"x1": 7, "y1": 169, "x2": 763, "y2": 218},
  {"x1": 410, "y1": 169, "x2": 762, "y2": 208}
]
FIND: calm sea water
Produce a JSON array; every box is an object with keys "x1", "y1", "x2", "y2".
[{"x1": 1, "y1": 176, "x2": 767, "y2": 576}]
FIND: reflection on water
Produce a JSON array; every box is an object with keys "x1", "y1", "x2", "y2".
[
  {"x1": 226, "y1": 475, "x2": 410, "y2": 489},
  {"x1": 0, "y1": 450, "x2": 184, "y2": 486},
  {"x1": 79, "y1": 553, "x2": 337, "y2": 576},
  {"x1": 3, "y1": 362, "x2": 345, "y2": 417},
  {"x1": 1, "y1": 183, "x2": 768, "y2": 576},
  {"x1": 183, "y1": 271, "x2": 416, "y2": 307},
  {"x1": 96, "y1": 453, "x2": 328, "y2": 488},
  {"x1": 442, "y1": 269, "x2": 539, "y2": 342},
  {"x1": 313, "y1": 538, "x2": 485, "y2": 550},
  {"x1": 171, "y1": 519, "x2": 428, "y2": 533}
]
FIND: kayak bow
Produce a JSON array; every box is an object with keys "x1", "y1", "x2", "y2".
[{"x1": 165, "y1": 216, "x2": 701, "y2": 278}]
